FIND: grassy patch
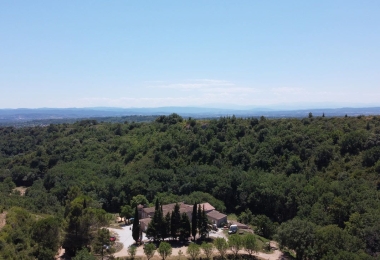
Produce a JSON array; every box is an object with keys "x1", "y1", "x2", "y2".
[
  {"x1": 227, "y1": 213, "x2": 238, "y2": 221},
  {"x1": 113, "y1": 242, "x2": 124, "y2": 253},
  {"x1": 224, "y1": 228, "x2": 272, "y2": 254}
]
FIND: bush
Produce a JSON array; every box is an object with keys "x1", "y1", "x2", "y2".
[
  {"x1": 128, "y1": 245, "x2": 137, "y2": 260},
  {"x1": 187, "y1": 243, "x2": 201, "y2": 260},
  {"x1": 201, "y1": 242, "x2": 214, "y2": 260},
  {"x1": 158, "y1": 242, "x2": 172, "y2": 260},
  {"x1": 214, "y1": 237, "x2": 228, "y2": 259},
  {"x1": 143, "y1": 243, "x2": 156, "y2": 260}
]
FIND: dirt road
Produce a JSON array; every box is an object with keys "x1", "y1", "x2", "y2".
[{"x1": 0, "y1": 211, "x2": 7, "y2": 231}]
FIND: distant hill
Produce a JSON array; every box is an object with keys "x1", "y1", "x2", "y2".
[{"x1": 1, "y1": 106, "x2": 380, "y2": 126}]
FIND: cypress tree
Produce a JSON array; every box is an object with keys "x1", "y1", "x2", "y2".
[
  {"x1": 170, "y1": 213, "x2": 175, "y2": 240},
  {"x1": 163, "y1": 212, "x2": 171, "y2": 240},
  {"x1": 152, "y1": 201, "x2": 162, "y2": 240},
  {"x1": 197, "y1": 204, "x2": 202, "y2": 235},
  {"x1": 132, "y1": 206, "x2": 140, "y2": 243},
  {"x1": 158, "y1": 205, "x2": 165, "y2": 240},
  {"x1": 191, "y1": 203, "x2": 197, "y2": 240},
  {"x1": 155, "y1": 198, "x2": 160, "y2": 211},
  {"x1": 146, "y1": 220, "x2": 156, "y2": 240},
  {"x1": 200, "y1": 206, "x2": 209, "y2": 239},
  {"x1": 171, "y1": 203, "x2": 180, "y2": 240},
  {"x1": 180, "y1": 212, "x2": 191, "y2": 241}
]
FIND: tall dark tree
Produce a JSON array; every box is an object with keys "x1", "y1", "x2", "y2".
[
  {"x1": 162, "y1": 212, "x2": 171, "y2": 240},
  {"x1": 153, "y1": 201, "x2": 162, "y2": 240},
  {"x1": 158, "y1": 205, "x2": 165, "y2": 240},
  {"x1": 192, "y1": 203, "x2": 198, "y2": 240},
  {"x1": 155, "y1": 198, "x2": 160, "y2": 211},
  {"x1": 199, "y1": 206, "x2": 209, "y2": 239},
  {"x1": 171, "y1": 203, "x2": 181, "y2": 240},
  {"x1": 146, "y1": 220, "x2": 156, "y2": 240},
  {"x1": 132, "y1": 206, "x2": 140, "y2": 243},
  {"x1": 197, "y1": 204, "x2": 202, "y2": 234},
  {"x1": 180, "y1": 212, "x2": 191, "y2": 241},
  {"x1": 147, "y1": 199, "x2": 164, "y2": 241}
]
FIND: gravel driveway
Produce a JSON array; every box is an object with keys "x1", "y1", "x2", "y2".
[
  {"x1": 109, "y1": 226, "x2": 285, "y2": 260},
  {"x1": 108, "y1": 225, "x2": 146, "y2": 258}
]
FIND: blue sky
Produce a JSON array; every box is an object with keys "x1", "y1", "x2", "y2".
[{"x1": 1, "y1": 1, "x2": 379, "y2": 109}]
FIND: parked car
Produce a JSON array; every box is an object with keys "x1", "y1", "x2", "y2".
[{"x1": 228, "y1": 224, "x2": 238, "y2": 234}]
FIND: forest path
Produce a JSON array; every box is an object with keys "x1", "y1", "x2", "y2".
[
  {"x1": 13, "y1": 186, "x2": 27, "y2": 196},
  {"x1": 254, "y1": 241, "x2": 287, "y2": 260},
  {"x1": 0, "y1": 211, "x2": 7, "y2": 230}
]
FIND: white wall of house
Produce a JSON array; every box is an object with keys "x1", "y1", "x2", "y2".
[{"x1": 207, "y1": 216, "x2": 227, "y2": 227}]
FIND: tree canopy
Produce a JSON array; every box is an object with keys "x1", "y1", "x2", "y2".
[{"x1": 1, "y1": 114, "x2": 380, "y2": 258}]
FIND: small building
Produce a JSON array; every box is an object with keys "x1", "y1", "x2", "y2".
[
  {"x1": 229, "y1": 220, "x2": 250, "y2": 229},
  {"x1": 206, "y1": 210, "x2": 227, "y2": 227}
]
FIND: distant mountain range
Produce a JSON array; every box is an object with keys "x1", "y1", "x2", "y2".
[{"x1": 1, "y1": 106, "x2": 380, "y2": 125}]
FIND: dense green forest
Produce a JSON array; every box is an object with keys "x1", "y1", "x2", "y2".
[{"x1": 1, "y1": 114, "x2": 380, "y2": 259}]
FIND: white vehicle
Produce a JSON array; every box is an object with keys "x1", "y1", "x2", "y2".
[{"x1": 228, "y1": 224, "x2": 238, "y2": 234}]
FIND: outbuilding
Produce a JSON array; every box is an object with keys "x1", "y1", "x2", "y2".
[{"x1": 206, "y1": 210, "x2": 227, "y2": 227}]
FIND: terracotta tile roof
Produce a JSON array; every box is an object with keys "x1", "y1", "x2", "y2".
[
  {"x1": 199, "y1": 203, "x2": 215, "y2": 212},
  {"x1": 178, "y1": 203, "x2": 193, "y2": 215},
  {"x1": 142, "y1": 207, "x2": 156, "y2": 215},
  {"x1": 206, "y1": 210, "x2": 227, "y2": 220},
  {"x1": 142, "y1": 202, "x2": 193, "y2": 217}
]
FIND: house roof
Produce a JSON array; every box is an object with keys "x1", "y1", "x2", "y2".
[
  {"x1": 206, "y1": 210, "x2": 227, "y2": 220},
  {"x1": 199, "y1": 203, "x2": 215, "y2": 212},
  {"x1": 140, "y1": 218, "x2": 152, "y2": 225},
  {"x1": 142, "y1": 202, "x2": 193, "y2": 217},
  {"x1": 142, "y1": 207, "x2": 156, "y2": 215}
]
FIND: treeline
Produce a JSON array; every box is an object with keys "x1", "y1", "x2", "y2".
[{"x1": 0, "y1": 114, "x2": 380, "y2": 258}]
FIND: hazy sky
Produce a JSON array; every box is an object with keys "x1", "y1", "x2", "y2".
[{"x1": 1, "y1": 1, "x2": 379, "y2": 109}]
